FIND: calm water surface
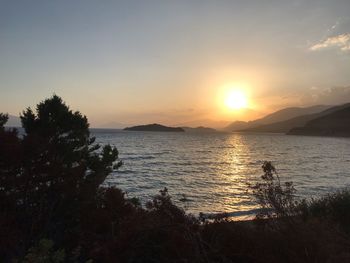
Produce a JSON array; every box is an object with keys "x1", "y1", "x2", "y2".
[{"x1": 93, "y1": 130, "x2": 350, "y2": 217}]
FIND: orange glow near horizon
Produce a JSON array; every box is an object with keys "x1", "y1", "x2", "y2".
[{"x1": 208, "y1": 82, "x2": 268, "y2": 124}]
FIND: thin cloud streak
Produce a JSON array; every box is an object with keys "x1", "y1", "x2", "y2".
[{"x1": 310, "y1": 33, "x2": 350, "y2": 51}]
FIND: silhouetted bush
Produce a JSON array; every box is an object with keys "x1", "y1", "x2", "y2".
[
  {"x1": 250, "y1": 161, "x2": 300, "y2": 220},
  {"x1": 23, "y1": 239, "x2": 65, "y2": 263},
  {"x1": 300, "y1": 189, "x2": 350, "y2": 233}
]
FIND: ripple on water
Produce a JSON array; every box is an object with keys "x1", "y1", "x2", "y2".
[{"x1": 97, "y1": 131, "x2": 350, "y2": 215}]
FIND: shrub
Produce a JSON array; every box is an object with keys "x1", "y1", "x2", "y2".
[
  {"x1": 302, "y1": 189, "x2": 350, "y2": 232},
  {"x1": 250, "y1": 161, "x2": 299, "y2": 220},
  {"x1": 23, "y1": 239, "x2": 65, "y2": 263}
]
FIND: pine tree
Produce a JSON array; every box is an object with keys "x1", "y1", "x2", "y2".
[{"x1": 0, "y1": 95, "x2": 122, "y2": 259}]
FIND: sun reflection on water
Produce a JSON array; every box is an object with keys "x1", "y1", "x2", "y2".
[{"x1": 213, "y1": 134, "x2": 257, "y2": 213}]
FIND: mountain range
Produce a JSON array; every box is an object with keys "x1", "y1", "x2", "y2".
[
  {"x1": 225, "y1": 103, "x2": 350, "y2": 137},
  {"x1": 288, "y1": 105, "x2": 350, "y2": 137},
  {"x1": 224, "y1": 105, "x2": 331, "y2": 132}
]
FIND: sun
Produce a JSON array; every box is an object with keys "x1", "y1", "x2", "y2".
[{"x1": 224, "y1": 90, "x2": 248, "y2": 110}]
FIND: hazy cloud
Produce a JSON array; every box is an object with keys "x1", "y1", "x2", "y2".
[
  {"x1": 301, "y1": 86, "x2": 350, "y2": 105},
  {"x1": 310, "y1": 33, "x2": 350, "y2": 52}
]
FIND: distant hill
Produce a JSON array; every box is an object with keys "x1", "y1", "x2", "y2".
[
  {"x1": 224, "y1": 121, "x2": 252, "y2": 131},
  {"x1": 4, "y1": 115, "x2": 21, "y2": 127},
  {"x1": 181, "y1": 126, "x2": 218, "y2": 133},
  {"x1": 224, "y1": 105, "x2": 331, "y2": 132},
  {"x1": 175, "y1": 119, "x2": 230, "y2": 129},
  {"x1": 242, "y1": 103, "x2": 350, "y2": 133},
  {"x1": 124, "y1": 124, "x2": 184, "y2": 132},
  {"x1": 96, "y1": 121, "x2": 127, "y2": 129},
  {"x1": 288, "y1": 105, "x2": 350, "y2": 137}
]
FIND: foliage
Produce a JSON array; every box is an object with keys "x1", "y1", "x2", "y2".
[
  {"x1": 250, "y1": 161, "x2": 299, "y2": 220},
  {"x1": 23, "y1": 239, "x2": 65, "y2": 263},
  {"x1": 301, "y1": 189, "x2": 350, "y2": 232},
  {"x1": 0, "y1": 95, "x2": 121, "y2": 261},
  {"x1": 0, "y1": 113, "x2": 9, "y2": 129}
]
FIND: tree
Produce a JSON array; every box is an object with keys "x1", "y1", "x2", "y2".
[
  {"x1": 0, "y1": 113, "x2": 8, "y2": 129},
  {"x1": 0, "y1": 113, "x2": 24, "y2": 260},
  {"x1": 0, "y1": 95, "x2": 122, "y2": 260},
  {"x1": 20, "y1": 95, "x2": 120, "y2": 189}
]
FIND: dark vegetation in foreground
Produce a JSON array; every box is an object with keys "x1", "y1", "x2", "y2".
[{"x1": 1, "y1": 96, "x2": 350, "y2": 263}]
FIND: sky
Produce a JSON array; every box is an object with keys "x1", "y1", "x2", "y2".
[{"x1": 1, "y1": 0, "x2": 350, "y2": 128}]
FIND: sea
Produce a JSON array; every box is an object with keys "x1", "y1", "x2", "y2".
[{"x1": 92, "y1": 129, "x2": 350, "y2": 219}]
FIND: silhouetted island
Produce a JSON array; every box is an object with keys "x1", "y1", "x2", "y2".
[
  {"x1": 181, "y1": 126, "x2": 218, "y2": 133},
  {"x1": 124, "y1": 123, "x2": 185, "y2": 132}
]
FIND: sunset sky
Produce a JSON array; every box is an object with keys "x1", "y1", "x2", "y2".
[{"x1": 1, "y1": 0, "x2": 350, "y2": 128}]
